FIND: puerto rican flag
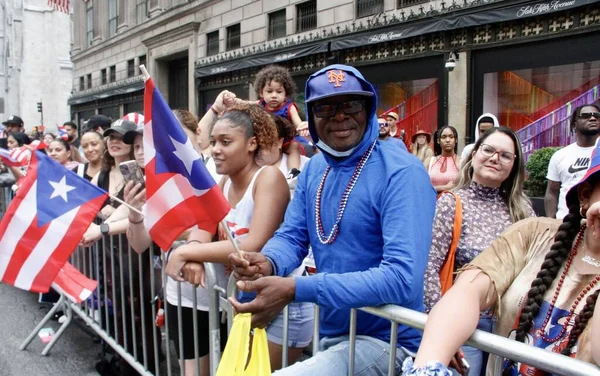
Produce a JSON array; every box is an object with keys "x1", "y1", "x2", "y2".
[
  {"x1": 57, "y1": 125, "x2": 69, "y2": 140},
  {"x1": 52, "y1": 262, "x2": 97, "y2": 303},
  {"x1": 28, "y1": 140, "x2": 48, "y2": 150},
  {"x1": 0, "y1": 151, "x2": 107, "y2": 293},
  {"x1": 143, "y1": 76, "x2": 230, "y2": 250},
  {"x1": 0, "y1": 147, "x2": 31, "y2": 167}
]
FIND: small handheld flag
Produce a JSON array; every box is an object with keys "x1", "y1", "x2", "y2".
[
  {"x1": 141, "y1": 66, "x2": 231, "y2": 250},
  {"x1": 0, "y1": 151, "x2": 107, "y2": 293}
]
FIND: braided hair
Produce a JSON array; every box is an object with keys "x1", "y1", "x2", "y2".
[
  {"x1": 502, "y1": 202, "x2": 582, "y2": 376},
  {"x1": 561, "y1": 289, "x2": 600, "y2": 356}
]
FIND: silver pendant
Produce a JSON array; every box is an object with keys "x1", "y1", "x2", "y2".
[{"x1": 582, "y1": 255, "x2": 600, "y2": 268}]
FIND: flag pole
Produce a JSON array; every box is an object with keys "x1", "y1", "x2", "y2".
[
  {"x1": 139, "y1": 65, "x2": 150, "y2": 81},
  {"x1": 108, "y1": 194, "x2": 143, "y2": 216},
  {"x1": 220, "y1": 220, "x2": 244, "y2": 257}
]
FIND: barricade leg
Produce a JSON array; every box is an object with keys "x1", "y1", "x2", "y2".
[
  {"x1": 206, "y1": 263, "x2": 224, "y2": 376},
  {"x1": 312, "y1": 304, "x2": 320, "y2": 356},
  {"x1": 69, "y1": 303, "x2": 155, "y2": 376},
  {"x1": 348, "y1": 308, "x2": 357, "y2": 376},
  {"x1": 41, "y1": 301, "x2": 74, "y2": 356},
  {"x1": 19, "y1": 294, "x2": 68, "y2": 352},
  {"x1": 192, "y1": 286, "x2": 201, "y2": 376},
  {"x1": 387, "y1": 322, "x2": 398, "y2": 376},
  {"x1": 282, "y1": 305, "x2": 289, "y2": 368}
]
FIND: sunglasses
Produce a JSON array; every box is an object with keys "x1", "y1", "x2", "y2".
[
  {"x1": 578, "y1": 112, "x2": 600, "y2": 120},
  {"x1": 313, "y1": 100, "x2": 365, "y2": 118}
]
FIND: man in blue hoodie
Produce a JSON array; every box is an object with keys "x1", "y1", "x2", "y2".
[{"x1": 229, "y1": 65, "x2": 436, "y2": 374}]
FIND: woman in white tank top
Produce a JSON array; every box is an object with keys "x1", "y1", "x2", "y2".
[{"x1": 166, "y1": 103, "x2": 314, "y2": 371}]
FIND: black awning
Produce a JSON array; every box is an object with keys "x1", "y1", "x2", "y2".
[
  {"x1": 331, "y1": 0, "x2": 600, "y2": 51},
  {"x1": 194, "y1": 42, "x2": 329, "y2": 78},
  {"x1": 68, "y1": 80, "x2": 144, "y2": 105}
]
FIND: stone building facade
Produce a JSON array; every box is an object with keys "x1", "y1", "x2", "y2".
[
  {"x1": 70, "y1": 0, "x2": 600, "y2": 151},
  {"x1": 0, "y1": 0, "x2": 72, "y2": 133}
]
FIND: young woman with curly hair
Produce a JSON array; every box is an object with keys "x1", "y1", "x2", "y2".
[
  {"x1": 165, "y1": 103, "x2": 314, "y2": 372},
  {"x1": 405, "y1": 143, "x2": 600, "y2": 376}
]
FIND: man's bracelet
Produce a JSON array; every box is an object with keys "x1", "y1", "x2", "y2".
[
  {"x1": 128, "y1": 216, "x2": 144, "y2": 224},
  {"x1": 210, "y1": 107, "x2": 219, "y2": 115}
]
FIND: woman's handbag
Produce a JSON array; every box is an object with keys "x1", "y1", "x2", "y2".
[
  {"x1": 439, "y1": 191, "x2": 463, "y2": 295},
  {"x1": 216, "y1": 313, "x2": 271, "y2": 376}
]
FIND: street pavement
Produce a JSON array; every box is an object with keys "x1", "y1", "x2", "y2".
[
  {"x1": 0, "y1": 283, "x2": 100, "y2": 375},
  {"x1": 0, "y1": 283, "x2": 188, "y2": 376}
]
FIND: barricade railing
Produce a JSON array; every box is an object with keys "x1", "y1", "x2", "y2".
[
  {"x1": 352, "y1": 305, "x2": 600, "y2": 376},
  {"x1": 3, "y1": 200, "x2": 598, "y2": 376}
]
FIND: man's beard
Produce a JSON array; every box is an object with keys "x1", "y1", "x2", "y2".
[
  {"x1": 67, "y1": 134, "x2": 75, "y2": 141},
  {"x1": 379, "y1": 130, "x2": 389, "y2": 139},
  {"x1": 579, "y1": 127, "x2": 600, "y2": 137}
]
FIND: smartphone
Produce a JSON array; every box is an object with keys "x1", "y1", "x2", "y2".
[{"x1": 119, "y1": 160, "x2": 145, "y2": 188}]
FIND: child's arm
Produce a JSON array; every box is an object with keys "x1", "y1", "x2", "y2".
[
  {"x1": 289, "y1": 105, "x2": 303, "y2": 128},
  {"x1": 283, "y1": 141, "x2": 302, "y2": 174}
]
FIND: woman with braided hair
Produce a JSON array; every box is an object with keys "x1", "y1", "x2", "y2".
[{"x1": 404, "y1": 143, "x2": 600, "y2": 375}]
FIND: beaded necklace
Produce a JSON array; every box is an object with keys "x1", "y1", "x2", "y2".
[
  {"x1": 538, "y1": 225, "x2": 600, "y2": 343},
  {"x1": 315, "y1": 140, "x2": 377, "y2": 245}
]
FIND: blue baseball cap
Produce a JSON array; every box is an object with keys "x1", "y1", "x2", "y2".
[{"x1": 305, "y1": 67, "x2": 374, "y2": 103}]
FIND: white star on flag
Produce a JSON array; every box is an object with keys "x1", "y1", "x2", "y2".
[
  {"x1": 49, "y1": 176, "x2": 76, "y2": 202},
  {"x1": 170, "y1": 135, "x2": 200, "y2": 175}
]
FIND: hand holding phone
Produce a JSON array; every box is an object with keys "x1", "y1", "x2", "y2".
[{"x1": 119, "y1": 160, "x2": 145, "y2": 188}]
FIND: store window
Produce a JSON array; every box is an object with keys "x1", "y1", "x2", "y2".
[
  {"x1": 357, "y1": 0, "x2": 383, "y2": 19},
  {"x1": 99, "y1": 106, "x2": 120, "y2": 121},
  {"x1": 483, "y1": 60, "x2": 600, "y2": 152},
  {"x1": 226, "y1": 24, "x2": 241, "y2": 51},
  {"x1": 125, "y1": 101, "x2": 143, "y2": 115},
  {"x1": 207, "y1": 31, "x2": 219, "y2": 56},
  {"x1": 86, "y1": 1, "x2": 93, "y2": 47},
  {"x1": 136, "y1": 0, "x2": 148, "y2": 25},
  {"x1": 373, "y1": 78, "x2": 439, "y2": 145},
  {"x1": 108, "y1": 0, "x2": 118, "y2": 37},
  {"x1": 296, "y1": 0, "x2": 316, "y2": 33},
  {"x1": 268, "y1": 9, "x2": 287, "y2": 40}
]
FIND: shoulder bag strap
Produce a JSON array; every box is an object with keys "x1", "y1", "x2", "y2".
[{"x1": 439, "y1": 191, "x2": 463, "y2": 295}]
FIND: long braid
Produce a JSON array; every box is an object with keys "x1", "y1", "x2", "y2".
[
  {"x1": 502, "y1": 205, "x2": 582, "y2": 375},
  {"x1": 561, "y1": 289, "x2": 600, "y2": 356}
]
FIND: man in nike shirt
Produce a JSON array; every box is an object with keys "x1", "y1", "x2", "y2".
[{"x1": 545, "y1": 103, "x2": 600, "y2": 218}]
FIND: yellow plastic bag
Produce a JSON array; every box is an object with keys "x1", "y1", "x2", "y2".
[{"x1": 216, "y1": 313, "x2": 272, "y2": 376}]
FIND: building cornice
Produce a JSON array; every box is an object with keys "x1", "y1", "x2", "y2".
[
  {"x1": 142, "y1": 21, "x2": 200, "y2": 48},
  {"x1": 70, "y1": 75, "x2": 144, "y2": 100},
  {"x1": 194, "y1": 0, "x2": 515, "y2": 69},
  {"x1": 71, "y1": 0, "x2": 215, "y2": 63}
]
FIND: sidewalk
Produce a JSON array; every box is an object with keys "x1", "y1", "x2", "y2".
[{"x1": 0, "y1": 283, "x2": 99, "y2": 376}]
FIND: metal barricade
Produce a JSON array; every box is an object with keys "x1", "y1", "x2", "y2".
[{"x1": 349, "y1": 305, "x2": 600, "y2": 376}]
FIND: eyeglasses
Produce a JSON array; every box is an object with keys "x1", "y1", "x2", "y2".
[
  {"x1": 479, "y1": 143, "x2": 516, "y2": 164},
  {"x1": 578, "y1": 112, "x2": 600, "y2": 120},
  {"x1": 313, "y1": 100, "x2": 364, "y2": 118}
]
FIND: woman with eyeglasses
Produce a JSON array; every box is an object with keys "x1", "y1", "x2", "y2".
[
  {"x1": 423, "y1": 126, "x2": 534, "y2": 376},
  {"x1": 407, "y1": 138, "x2": 600, "y2": 376}
]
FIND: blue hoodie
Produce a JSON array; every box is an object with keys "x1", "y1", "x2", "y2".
[{"x1": 262, "y1": 65, "x2": 436, "y2": 351}]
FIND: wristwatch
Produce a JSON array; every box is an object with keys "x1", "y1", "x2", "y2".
[{"x1": 100, "y1": 222, "x2": 110, "y2": 235}]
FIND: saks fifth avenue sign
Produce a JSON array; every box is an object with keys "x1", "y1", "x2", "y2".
[
  {"x1": 516, "y1": 0, "x2": 576, "y2": 17},
  {"x1": 368, "y1": 31, "x2": 403, "y2": 44},
  {"x1": 273, "y1": 52, "x2": 298, "y2": 62}
]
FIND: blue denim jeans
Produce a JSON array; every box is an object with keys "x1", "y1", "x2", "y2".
[
  {"x1": 273, "y1": 335, "x2": 411, "y2": 376},
  {"x1": 452, "y1": 315, "x2": 495, "y2": 376}
]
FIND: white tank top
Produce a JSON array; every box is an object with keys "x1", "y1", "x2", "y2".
[
  {"x1": 222, "y1": 167, "x2": 266, "y2": 240},
  {"x1": 223, "y1": 166, "x2": 304, "y2": 277}
]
